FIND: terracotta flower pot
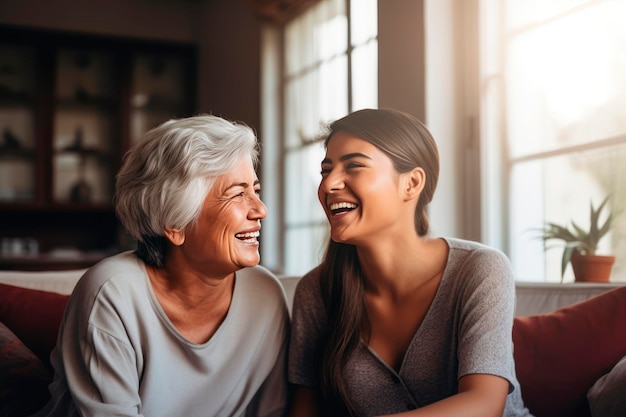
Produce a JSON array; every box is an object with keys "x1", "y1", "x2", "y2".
[{"x1": 571, "y1": 253, "x2": 615, "y2": 283}]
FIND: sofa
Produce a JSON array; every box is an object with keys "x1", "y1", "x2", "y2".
[{"x1": 1, "y1": 270, "x2": 626, "y2": 417}]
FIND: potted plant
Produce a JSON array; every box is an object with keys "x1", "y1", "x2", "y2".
[{"x1": 539, "y1": 195, "x2": 615, "y2": 283}]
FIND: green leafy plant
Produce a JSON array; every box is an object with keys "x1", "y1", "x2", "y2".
[{"x1": 539, "y1": 195, "x2": 613, "y2": 281}]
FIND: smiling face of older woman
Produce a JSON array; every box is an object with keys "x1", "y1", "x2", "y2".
[{"x1": 171, "y1": 156, "x2": 267, "y2": 276}]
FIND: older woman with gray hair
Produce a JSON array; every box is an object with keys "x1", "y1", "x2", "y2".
[{"x1": 33, "y1": 115, "x2": 289, "y2": 417}]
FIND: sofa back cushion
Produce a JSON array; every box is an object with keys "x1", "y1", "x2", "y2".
[
  {"x1": 0, "y1": 283, "x2": 70, "y2": 369},
  {"x1": 513, "y1": 285, "x2": 626, "y2": 417}
]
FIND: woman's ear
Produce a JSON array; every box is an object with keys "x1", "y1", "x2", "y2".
[
  {"x1": 403, "y1": 167, "x2": 426, "y2": 201},
  {"x1": 164, "y1": 228, "x2": 185, "y2": 246}
]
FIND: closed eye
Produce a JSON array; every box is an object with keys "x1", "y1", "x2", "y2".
[{"x1": 346, "y1": 162, "x2": 364, "y2": 169}]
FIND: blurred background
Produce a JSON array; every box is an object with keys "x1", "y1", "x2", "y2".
[{"x1": 1, "y1": 0, "x2": 625, "y2": 284}]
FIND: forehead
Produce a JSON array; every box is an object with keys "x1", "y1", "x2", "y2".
[
  {"x1": 212, "y1": 157, "x2": 258, "y2": 189},
  {"x1": 324, "y1": 131, "x2": 384, "y2": 160}
]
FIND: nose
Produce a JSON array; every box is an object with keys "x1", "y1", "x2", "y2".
[
  {"x1": 250, "y1": 194, "x2": 268, "y2": 220},
  {"x1": 320, "y1": 168, "x2": 345, "y2": 193}
]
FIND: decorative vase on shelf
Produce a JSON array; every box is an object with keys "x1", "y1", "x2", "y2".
[{"x1": 69, "y1": 178, "x2": 92, "y2": 203}]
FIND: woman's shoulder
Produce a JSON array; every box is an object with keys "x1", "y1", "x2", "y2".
[
  {"x1": 441, "y1": 237, "x2": 514, "y2": 288},
  {"x1": 295, "y1": 265, "x2": 322, "y2": 295},
  {"x1": 75, "y1": 251, "x2": 145, "y2": 294},
  {"x1": 443, "y1": 237, "x2": 510, "y2": 265},
  {"x1": 237, "y1": 265, "x2": 289, "y2": 303},
  {"x1": 238, "y1": 264, "x2": 281, "y2": 286},
  {"x1": 235, "y1": 266, "x2": 291, "y2": 324},
  {"x1": 64, "y1": 252, "x2": 149, "y2": 327}
]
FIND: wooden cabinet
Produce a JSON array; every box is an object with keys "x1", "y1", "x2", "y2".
[{"x1": 0, "y1": 26, "x2": 197, "y2": 270}]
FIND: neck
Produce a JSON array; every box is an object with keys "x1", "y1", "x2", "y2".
[
  {"x1": 146, "y1": 259, "x2": 235, "y2": 312},
  {"x1": 357, "y1": 236, "x2": 446, "y2": 300}
]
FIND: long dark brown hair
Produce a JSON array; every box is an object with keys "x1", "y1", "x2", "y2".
[{"x1": 315, "y1": 108, "x2": 440, "y2": 416}]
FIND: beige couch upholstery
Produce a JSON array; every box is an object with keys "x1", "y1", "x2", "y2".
[{"x1": 1, "y1": 269, "x2": 620, "y2": 317}]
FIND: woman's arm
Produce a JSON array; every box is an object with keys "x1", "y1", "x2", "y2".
[
  {"x1": 378, "y1": 374, "x2": 509, "y2": 417},
  {"x1": 288, "y1": 385, "x2": 320, "y2": 417}
]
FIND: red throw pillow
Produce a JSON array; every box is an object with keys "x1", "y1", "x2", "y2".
[
  {"x1": 0, "y1": 284, "x2": 70, "y2": 369},
  {"x1": 513, "y1": 286, "x2": 626, "y2": 417},
  {"x1": 0, "y1": 321, "x2": 52, "y2": 416}
]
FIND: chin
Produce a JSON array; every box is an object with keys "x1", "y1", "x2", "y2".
[
  {"x1": 330, "y1": 231, "x2": 353, "y2": 245},
  {"x1": 238, "y1": 255, "x2": 261, "y2": 268}
]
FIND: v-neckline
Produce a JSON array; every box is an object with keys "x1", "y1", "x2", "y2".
[{"x1": 361, "y1": 239, "x2": 450, "y2": 374}]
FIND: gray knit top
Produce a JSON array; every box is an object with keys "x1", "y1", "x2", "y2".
[{"x1": 288, "y1": 237, "x2": 534, "y2": 417}]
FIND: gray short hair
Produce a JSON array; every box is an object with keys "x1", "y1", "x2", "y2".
[{"x1": 114, "y1": 114, "x2": 259, "y2": 266}]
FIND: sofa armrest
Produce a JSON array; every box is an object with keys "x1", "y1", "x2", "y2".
[
  {"x1": 513, "y1": 286, "x2": 626, "y2": 417},
  {"x1": 515, "y1": 282, "x2": 625, "y2": 316},
  {"x1": 0, "y1": 269, "x2": 85, "y2": 295}
]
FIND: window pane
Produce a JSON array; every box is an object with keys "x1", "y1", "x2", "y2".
[
  {"x1": 285, "y1": 0, "x2": 347, "y2": 75},
  {"x1": 277, "y1": 0, "x2": 377, "y2": 275},
  {"x1": 506, "y1": 1, "x2": 626, "y2": 158},
  {"x1": 286, "y1": 66, "x2": 343, "y2": 148},
  {"x1": 285, "y1": 223, "x2": 329, "y2": 275},
  {"x1": 351, "y1": 41, "x2": 378, "y2": 110},
  {"x1": 509, "y1": 144, "x2": 626, "y2": 282},
  {"x1": 285, "y1": 143, "x2": 328, "y2": 225},
  {"x1": 509, "y1": 160, "x2": 547, "y2": 282},
  {"x1": 319, "y1": 55, "x2": 349, "y2": 122},
  {"x1": 286, "y1": 71, "x2": 318, "y2": 148},
  {"x1": 351, "y1": 0, "x2": 377, "y2": 45},
  {"x1": 285, "y1": 8, "x2": 314, "y2": 75},
  {"x1": 505, "y1": 0, "x2": 593, "y2": 31},
  {"x1": 316, "y1": 0, "x2": 347, "y2": 60}
]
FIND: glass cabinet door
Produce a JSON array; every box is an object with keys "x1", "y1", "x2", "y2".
[
  {"x1": 130, "y1": 52, "x2": 187, "y2": 144},
  {"x1": 53, "y1": 48, "x2": 115, "y2": 205},
  {"x1": 0, "y1": 43, "x2": 38, "y2": 203}
]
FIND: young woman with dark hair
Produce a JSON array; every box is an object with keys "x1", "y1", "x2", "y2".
[{"x1": 288, "y1": 108, "x2": 533, "y2": 417}]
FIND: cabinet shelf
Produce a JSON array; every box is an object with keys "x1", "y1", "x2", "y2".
[
  {"x1": 0, "y1": 202, "x2": 113, "y2": 212},
  {"x1": 0, "y1": 25, "x2": 197, "y2": 270},
  {"x1": 0, "y1": 95, "x2": 36, "y2": 107},
  {"x1": 0, "y1": 147, "x2": 36, "y2": 159},
  {"x1": 55, "y1": 147, "x2": 112, "y2": 160},
  {"x1": 56, "y1": 96, "x2": 116, "y2": 112}
]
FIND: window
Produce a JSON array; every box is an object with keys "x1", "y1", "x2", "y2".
[
  {"x1": 261, "y1": 0, "x2": 377, "y2": 275},
  {"x1": 481, "y1": 0, "x2": 626, "y2": 282}
]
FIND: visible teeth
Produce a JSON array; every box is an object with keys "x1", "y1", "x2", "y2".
[
  {"x1": 330, "y1": 202, "x2": 357, "y2": 211},
  {"x1": 235, "y1": 231, "x2": 260, "y2": 239}
]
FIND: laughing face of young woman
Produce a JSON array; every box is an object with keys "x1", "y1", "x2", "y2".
[{"x1": 318, "y1": 131, "x2": 410, "y2": 246}]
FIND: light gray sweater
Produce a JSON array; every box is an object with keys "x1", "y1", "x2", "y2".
[{"x1": 34, "y1": 251, "x2": 289, "y2": 417}]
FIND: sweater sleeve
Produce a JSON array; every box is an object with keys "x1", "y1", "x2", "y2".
[
  {"x1": 58, "y1": 292, "x2": 143, "y2": 416},
  {"x1": 76, "y1": 328, "x2": 141, "y2": 414},
  {"x1": 456, "y1": 247, "x2": 517, "y2": 390}
]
